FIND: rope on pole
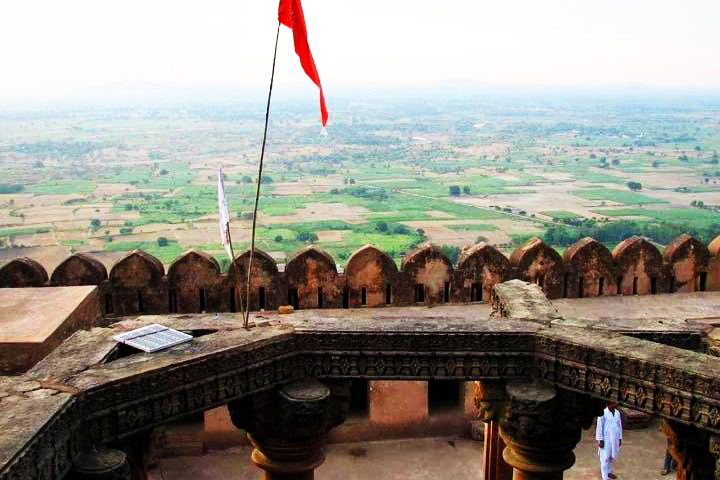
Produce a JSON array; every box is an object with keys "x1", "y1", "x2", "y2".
[{"x1": 244, "y1": 22, "x2": 281, "y2": 329}]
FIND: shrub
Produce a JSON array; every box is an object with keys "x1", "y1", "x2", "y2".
[
  {"x1": 440, "y1": 245, "x2": 461, "y2": 264},
  {"x1": 296, "y1": 231, "x2": 318, "y2": 243},
  {"x1": 0, "y1": 184, "x2": 24, "y2": 194}
]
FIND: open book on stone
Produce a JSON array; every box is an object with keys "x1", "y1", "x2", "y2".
[{"x1": 113, "y1": 323, "x2": 193, "y2": 353}]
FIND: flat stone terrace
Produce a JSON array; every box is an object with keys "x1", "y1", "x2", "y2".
[
  {"x1": 2, "y1": 287, "x2": 720, "y2": 479},
  {"x1": 0, "y1": 286, "x2": 98, "y2": 343},
  {"x1": 0, "y1": 286, "x2": 102, "y2": 374},
  {"x1": 554, "y1": 291, "x2": 720, "y2": 329}
]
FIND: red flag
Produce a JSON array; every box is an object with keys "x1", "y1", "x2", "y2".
[{"x1": 278, "y1": 0, "x2": 328, "y2": 126}]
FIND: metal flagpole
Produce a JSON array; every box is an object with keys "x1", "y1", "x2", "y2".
[{"x1": 244, "y1": 22, "x2": 281, "y2": 328}]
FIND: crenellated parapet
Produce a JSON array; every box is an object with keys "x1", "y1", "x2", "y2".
[
  {"x1": 3, "y1": 233, "x2": 720, "y2": 315},
  {"x1": 612, "y1": 236, "x2": 664, "y2": 295},
  {"x1": 510, "y1": 237, "x2": 564, "y2": 298},
  {"x1": 0, "y1": 256, "x2": 47, "y2": 288}
]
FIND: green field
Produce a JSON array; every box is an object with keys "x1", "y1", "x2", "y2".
[
  {"x1": 104, "y1": 240, "x2": 184, "y2": 264},
  {"x1": 571, "y1": 188, "x2": 668, "y2": 205},
  {"x1": 541, "y1": 210, "x2": 581, "y2": 220},
  {"x1": 0, "y1": 226, "x2": 51, "y2": 237},
  {"x1": 26, "y1": 180, "x2": 95, "y2": 195},
  {"x1": 445, "y1": 223, "x2": 499, "y2": 232},
  {"x1": 596, "y1": 207, "x2": 720, "y2": 229}
]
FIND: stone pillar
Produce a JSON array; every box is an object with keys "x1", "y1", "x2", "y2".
[
  {"x1": 474, "y1": 380, "x2": 512, "y2": 480},
  {"x1": 498, "y1": 381, "x2": 596, "y2": 480},
  {"x1": 69, "y1": 448, "x2": 131, "y2": 480},
  {"x1": 120, "y1": 429, "x2": 158, "y2": 480},
  {"x1": 228, "y1": 378, "x2": 346, "y2": 480},
  {"x1": 662, "y1": 419, "x2": 718, "y2": 480},
  {"x1": 710, "y1": 435, "x2": 720, "y2": 480},
  {"x1": 483, "y1": 420, "x2": 513, "y2": 480}
]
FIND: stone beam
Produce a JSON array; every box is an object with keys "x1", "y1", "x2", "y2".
[{"x1": 490, "y1": 280, "x2": 562, "y2": 325}]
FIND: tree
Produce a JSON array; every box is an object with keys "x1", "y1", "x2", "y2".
[
  {"x1": 712, "y1": 151, "x2": 719, "y2": 164},
  {"x1": 652, "y1": 161, "x2": 660, "y2": 168},
  {"x1": 627, "y1": 181, "x2": 642, "y2": 191},
  {"x1": 274, "y1": 235, "x2": 283, "y2": 242},
  {"x1": 462, "y1": 185, "x2": 471, "y2": 195},
  {"x1": 376, "y1": 222, "x2": 389, "y2": 232},
  {"x1": 392, "y1": 224, "x2": 410, "y2": 235},
  {"x1": 449, "y1": 185, "x2": 461, "y2": 196},
  {"x1": 295, "y1": 231, "x2": 318, "y2": 243},
  {"x1": 242, "y1": 175, "x2": 253, "y2": 183},
  {"x1": 0, "y1": 184, "x2": 24, "y2": 194},
  {"x1": 440, "y1": 245, "x2": 461, "y2": 264},
  {"x1": 157, "y1": 237, "x2": 169, "y2": 247},
  {"x1": 90, "y1": 218, "x2": 102, "y2": 230},
  {"x1": 679, "y1": 154, "x2": 690, "y2": 162}
]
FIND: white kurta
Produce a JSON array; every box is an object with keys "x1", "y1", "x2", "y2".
[{"x1": 596, "y1": 407, "x2": 623, "y2": 479}]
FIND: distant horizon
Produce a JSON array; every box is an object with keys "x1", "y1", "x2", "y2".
[{"x1": 3, "y1": 83, "x2": 720, "y2": 113}]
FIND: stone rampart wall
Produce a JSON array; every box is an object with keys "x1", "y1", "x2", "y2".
[{"x1": 1, "y1": 233, "x2": 718, "y2": 315}]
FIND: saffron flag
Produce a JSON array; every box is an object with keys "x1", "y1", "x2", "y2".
[
  {"x1": 278, "y1": 0, "x2": 328, "y2": 126},
  {"x1": 217, "y1": 166, "x2": 233, "y2": 260}
]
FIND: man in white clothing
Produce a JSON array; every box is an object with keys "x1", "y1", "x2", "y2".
[{"x1": 596, "y1": 401, "x2": 623, "y2": 479}]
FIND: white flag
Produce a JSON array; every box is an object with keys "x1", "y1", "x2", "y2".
[{"x1": 217, "y1": 166, "x2": 233, "y2": 260}]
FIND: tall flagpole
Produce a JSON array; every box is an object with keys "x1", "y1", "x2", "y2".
[{"x1": 244, "y1": 22, "x2": 281, "y2": 328}]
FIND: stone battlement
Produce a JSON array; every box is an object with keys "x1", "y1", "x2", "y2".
[{"x1": 1, "y1": 233, "x2": 718, "y2": 317}]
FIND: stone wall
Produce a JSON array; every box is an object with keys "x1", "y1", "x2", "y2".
[{"x1": 0, "y1": 233, "x2": 717, "y2": 315}]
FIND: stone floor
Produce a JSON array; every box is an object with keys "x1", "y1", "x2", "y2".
[{"x1": 150, "y1": 422, "x2": 673, "y2": 480}]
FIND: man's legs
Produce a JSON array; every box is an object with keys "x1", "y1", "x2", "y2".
[
  {"x1": 607, "y1": 458, "x2": 616, "y2": 478},
  {"x1": 662, "y1": 450, "x2": 673, "y2": 474},
  {"x1": 600, "y1": 456, "x2": 610, "y2": 480}
]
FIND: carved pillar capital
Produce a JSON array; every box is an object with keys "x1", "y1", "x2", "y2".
[
  {"x1": 498, "y1": 381, "x2": 594, "y2": 480},
  {"x1": 228, "y1": 378, "x2": 345, "y2": 480},
  {"x1": 69, "y1": 448, "x2": 131, "y2": 480},
  {"x1": 473, "y1": 380, "x2": 507, "y2": 422}
]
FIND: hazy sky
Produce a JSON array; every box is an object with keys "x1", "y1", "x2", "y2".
[{"x1": 1, "y1": 0, "x2": 719, "y2": 106}]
